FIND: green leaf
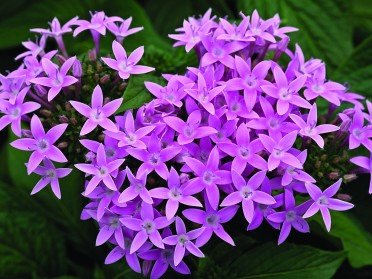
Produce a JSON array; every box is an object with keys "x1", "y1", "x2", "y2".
[
  {"x1": 312, "y1": 211, "x2": 372, "y2": 268},
  {"x1": 118, "y1": 74, "x2": 166, "y2": 113},
  {"x1": 237, "y1": 0, "x2": 353, "y2": 70},
  {"x1": 332, "y1": 35, "x2": 372, "y2": 97},
  {"x1": 230, "y1": 242, "x2": 345, "y2": 279}
]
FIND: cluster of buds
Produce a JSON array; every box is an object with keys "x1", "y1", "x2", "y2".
[{"x1": 1, "y1": 9, "x2": 371, "y2": 279}]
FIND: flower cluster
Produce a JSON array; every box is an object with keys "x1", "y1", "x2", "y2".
[
  {"x1": 1, "y1": 11, "x2": 153, "y2": 197},
  {"x1": 2, "y1": 8, "x2": 371, "y2": 279}
]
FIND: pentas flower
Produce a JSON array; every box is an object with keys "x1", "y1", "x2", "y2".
[
  {"x1": 163, "y1": 217, "x2": 205, "y2": 266},
  {"x1": 120, "y1": 202, "x2": 174, "y2": 254},
  {"x1": 208, "y1": 115, "x2": 236, "y2": 143},
  {"x1": 348, "y1": 107, "x2": 372, "y2": 151},
  {"x1": 184, "y1": 147, "x2": 232, "y2": 209},
  {"x1": 95, "y1": 210, "x2": 125, "y2": 248},
  {"x1": 15, "y1": 35, "x2": 47, "y2": 60},
  {"x1": 261, "y1": 66, "x2": 310, "y2": 115},
  {"x1": 101, "y1": 40, "x2": 154, "y2": 80},
  {"x1": 221, "y1": 170, "x2": 276, "y2": 223},
  {"x1": 30, "y1": 56, "x2": 78, "y2": 101},
  {"x1": 164, "y1": 109, "x2": 217, "y2": 145},
  {"x1": 75, "y1": 144, "x2": 125, "y2": 195},
  {"x1": 350, "y1": 155, "x2": 372, "y2": 193},
  {"x1": 0, "y1": 75, "x2": 25, "y2": 103},
  {"x1": 289, "y1": 104, "x2": 339, "y2": 148},
  {"x1": 245, "y1": 10, "x2": 276, "y2": 43},
  {"x1": 106, "y1": 16, "x2": 144, "y2": 44},
  {"x1": 105, "y1": 111, "x2": 155, "y2": 149},
  {"x1": 219, "y1": 123, "x2": 267, "y2": 173},
  {"x1": 119, "y1": 167, "x2": 153, "y2": 204},
  {"x1": 303, "y1": 179, "x2": 354, "y2": 231},
  {"x1": 0, "y1": 87, "x2": 40, "y2": 136},
  {"x1": 217, "y1": 17, "x2": 254, "y2": 42},
  {"x1": 259, "y1": 131, "x2": 303, "y2": 171},
  {"x1": 149, "y1": 167, "x2": 203, "y2": 220},
  {"x1": 226, "y1": 57, "x2": 271, "y2": 111},
  {"x1": 70, "y1": 85, "x2": 122, "y2": 135},
  {"x1": 223, "y1": 91, "x2": 259, "y2": 120},
  {"x1": 10, "y1": 115, "x2": 68, "y2": 174},
  {"x1": 183, "y1": 200, "x2": 239, "y2": 247},
  {"x1": 80, "y1": 136, "x2": 127, "y2": 163},
  {"x1": 268, "y1": 190, "x2": 310, "y2": 244},
  {"x1": 30, "y1": 158, "x2": 72, "y2": 199},
  {"x1": 185, "y1": 72, "x2": 225, "y2": 115},
  {"x1": 127, "y1": 132, "x2": 182, "y2": 179},
  {"x1": 247, "y1": 96, "x2": 298, "y2": 138},
  {"x1": 304, "y1": 68, "x2": 344, "y2": 106}
]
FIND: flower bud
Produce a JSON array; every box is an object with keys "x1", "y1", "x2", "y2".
[
  {"x1": 40, "y1": 109, "x2": 52, "y2": 117},
  {"x1": 65, "y1": 102, "x2": 72, "y2": 112},
  {"x1": 57, "y1": 142, "x2": 68, "y2": 149},
  {"x1": 104, "y1": 97, "x2": 110, "y2": 105},
  {"x1": 328, "y1": 172, "x2": 339, "y2": 179},
  {"x1": 343, "y1": 173, "x2": 357, "y2": 183},
  {"x1": 72, "y1": 59, "x2": 83, "y2": 78},
  {"x1": 142, "y1": 261, "x2": 152, "y2": 277},
  {"x1": 100, "y1": 74, "x2": 110, "y2": 84},
  {"x1": 59, "y1": 115, "x2": 69, "y2": 123},
  {"x1": 98, "y1": 133, "x2": 105, "y2": 142},
  {"x1": 70, "y1": 117, "x2": 78, "y2": 125},
  {"x1": 119, "y1": 82, "x2": 127, "y2": 91},
  {"x1": 88, "y1": 49, "x2": 97, "y2": 62},
  {"x1": 180, "y1": 173, "x2": 190, "y2": 184},
  {"x1": 96, "y1": 61, "x2": 103, "y2": 72},
  {"x1": 34, "y1": 84, "x2": 48, "y2": 97},
  {"x1": 56, "y1": 54, "x2": 67, "y2": 65},
  {"x1": 21, "y1": 129, "x2": 33, "y2": 138},
  {"x1": 85, "y1": 151, "x2": 96, "y2": 162},
  {"x1": 336, "y1": 193, "x2": 352, "y2": 201}
]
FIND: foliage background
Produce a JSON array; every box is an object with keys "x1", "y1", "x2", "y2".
[{"x1": 0, "y1": 0, "x2": 371, "y2": 278}]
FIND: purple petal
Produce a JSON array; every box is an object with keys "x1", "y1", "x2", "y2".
[
  {"x1": 130, "y1": 231, "x2": 148, "y2": 254},
  {"x1": 213, "y1": 224, "x2": 235, "y2": 246},
  {"x1": 320, "y1": 207, "x2": 332, "y2": 232},
  {"x1": 96, "y1": 226, "x2": 114, "y2": 246},
  {"x1": 327, "y1": 198, "x2": 354, "y2": 211},
  {"x1": 278, "y1": 221, "x2": 291, "y2": 245},
  {"x1": 149, "y1": 230, "x2": 164, "y2": 249}
]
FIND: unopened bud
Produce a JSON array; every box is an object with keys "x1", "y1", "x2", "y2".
[
  {"x1": 87, "y1": 65, "x2": 94, "y2": 75},
  {"x1": 104, "y1": 97, "x2": 110, "y2": 105},
  {"x1": 70, "y1": 118, "x2": 77, "y2": 125},
  {"x1": 98, "y1": 134, "x2": 105, "y2": 142},
  {"x1": 59, "y1": 115, "x2": 69, "y2": 123},
  {"x1": 96, "y1": 61, "x2": 103, "y2": 72},
  {"x1": 94, "y1": 73, "x2": 100, "y2": 83},
  {"x1": 315, "y1": 161, "x2": 321, "y2": 168},
  {"x1": 147, "y1": 177, "x2": 156, "y2": 186},
  {"x1": 72, "y1": 59, "x2": 83, "y2": 78},
  {"x1": 34, "y1": 84, "x2": 47, "y2": 97},
  {"x1": 320, "y1": 154, "x2": 327, "y2": 161},
  {"x1": 65, "y1": 102, "x2": 72, "y2": 111},
  {"x1": 88, "y1": 49, "x2": 97, "y2": 62},
  {"x1": 343, "y1": 173, "x2": 357, "y2": 183},
  {"x1": 328, "y1": 172, "x2": 339, "y2": 179},
  {"x1": 317, "y1": 172, "x2": 324, "y2": 178},
  {"x1": 336, "y1": 193, "x2": 352, "y2": 201},
  {"x1": 142, "y1": 261, "x2": 152, "y2": 277},
  {"x1": 85, "y1": 151, "x2": 96, "y2": 162},
  {"x1": 56, "y1": 54, "x2": 67, "y2": 65},
  {"x1": 119, "y1": 82, "x2": 127, "y2": 91},
  {"x1": 40, "y1": 109, "x2": 52, "y2": 117},
  {"x1": 57, "y1": 142, "x2": 68, "y2": 149},
  {"x1": 100, "y1": 74, "x2": 110, "y2": 84},
  {"x1": 21, "y1": 129, "x2": 33, "y2": 138},
  {"x1": 180, "y1": 173, "x2": 190, "y2": 184}
]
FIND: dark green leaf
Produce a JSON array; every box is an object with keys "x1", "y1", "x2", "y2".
[
  {"x1": 230, "y1": 242, "x2": 345, "y2": 279},
  {"x1": 118, "y1": 74, "x2": 166, "y2": 113},
  {"x1": 312, "y1": 211, "x2": 372, "y2": 268},
  {"x1": 237, "y1": 0, "x2": 353, "y2": 70}
]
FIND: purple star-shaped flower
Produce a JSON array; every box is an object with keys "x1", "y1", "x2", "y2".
[
  {"x1": 30, "y1": 56, "x2": 78, "y2": 101},
  {"x1": 163, "y1": 217, "x2": 205, "y2": 266},
  {"x1": 127, "y1": 132, "x2": 182, "y2": 179},
  {"x1": 16, "y1": 35, "x2": 47, "y2": 60},
  {"x1": 149, "y1": 167, "x2": 203, "y2": 220},
  {"x1": 268, "y1": 190, "x2": 310, "y2": 244},
  {"x1": 11, "y1": 114, "x2": 68, "y2": 174},
  {"x1": 261, "y1": 66, "x2": 310, "y2": 115},
  {"x1": 303, "y1": 179, "x2": 354, "y2": 231},
  {"x1": 30, "y1": 158, "x2": 72, "y2": 199},
  {"x1": 219, "y1": 123, "x2": 267, "y2": 174},
  {"x1": 348, "y1": 107, "x2": 372, "y2": 151},
  {"x1": 0, "y1": 87, "x2": 40, "y2": 136},
  {"x1": 75, "y1": 144, "x2": 125, "y2": 195},
  {"x1": 105, "y1": 110, "x2": 155, "y2": 149},
  {"x1": 95, "y1": 209, "x2": 125, "y2": 248},
  {"x1": 245, "y1": 10, "x2": 276, "y2": 43},
  {"x1": 120, "y1": 202, "x2": 174, "y2": 254},
  {"x1": 217, "y1": 17, "x2": 254, "y2": 42},
  {"x1": 185, "y1": 72, "x2": 225, "y2": 115},
  {"x1": 101, "y1": 40, "x2": 154, "y2": 80},
  {"x1": 119, "y1": 167, "x2": 153, "y2": 204},
  {"x1": 164, "y1": 109, "x2": 217, "y2": 145},
  {"x1": 259, "y1": 131, "x2": 303, "y2": 171},
  {"x1": 183, "y1": 200, "x2": 239, "y2": 247},
  {"x1": 106, "y1": 16, "x2": 144, "y2": 44},
  {"x1": 70, "y1": 85, "x2": 122, "y2": 135},
  {"x1": 289, "y1": 104, "x2": 339, "y2": 148},
  {"x1": 221, "y1": 170, "x2": 275, "y2": 223},
  {"x1": 226, "y1": 57, "x2": 271, "y2": 111},
  {"x1": 184, "y1": 147, "x2": 231, "y2": 209}
]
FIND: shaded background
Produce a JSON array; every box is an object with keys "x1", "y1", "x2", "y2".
[{"x1": 0, "y1": 0, "x2": 371, "y2": 278}]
